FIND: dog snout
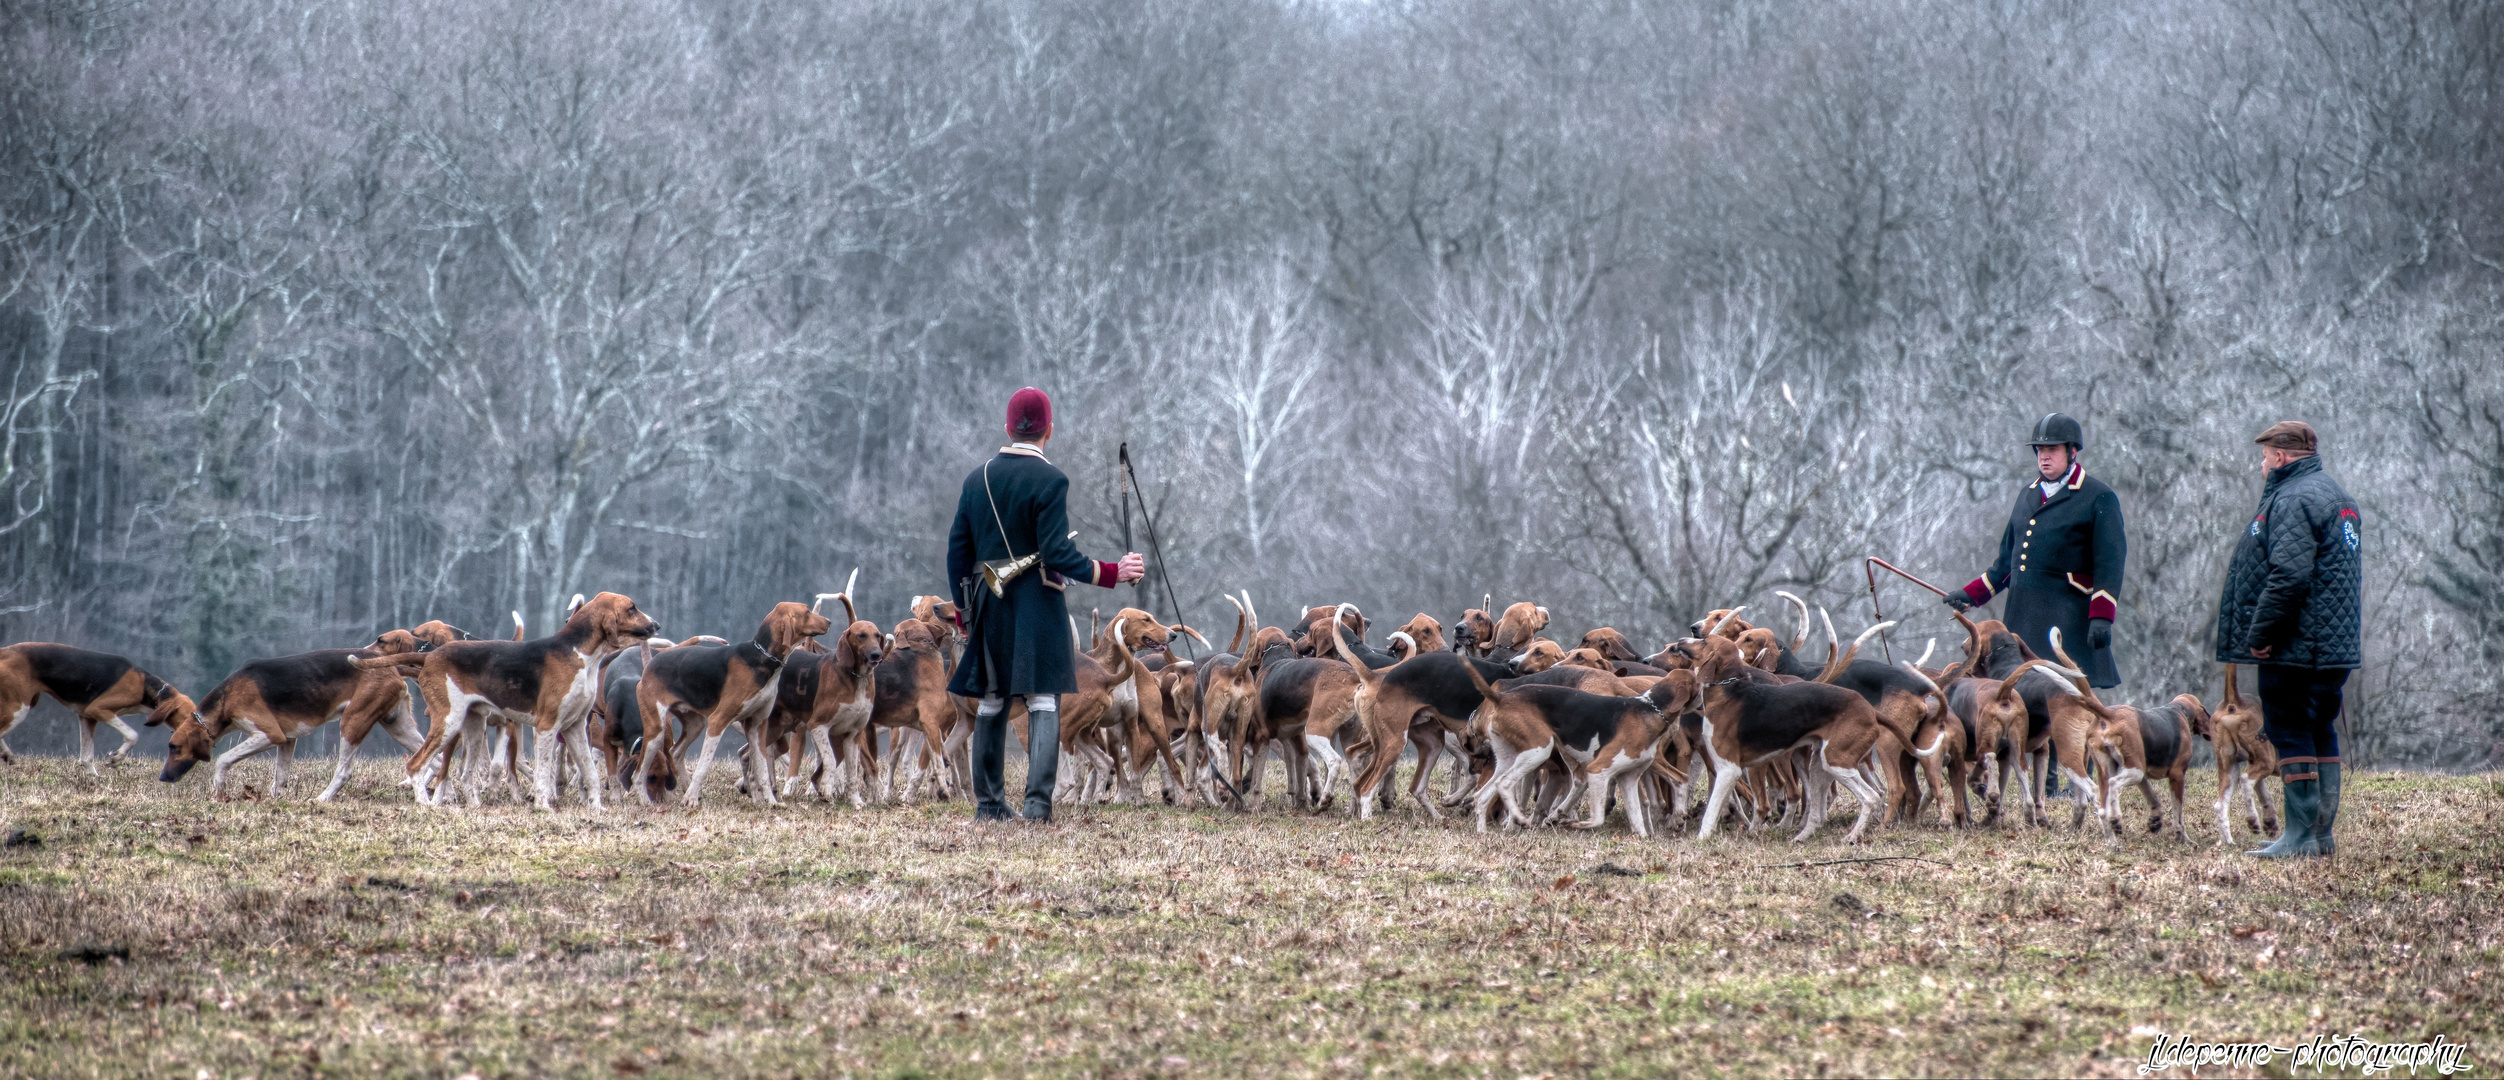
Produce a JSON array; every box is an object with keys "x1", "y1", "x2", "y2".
[{"x1": 159, "y1": 758, "x2": 198, "y2": 783}]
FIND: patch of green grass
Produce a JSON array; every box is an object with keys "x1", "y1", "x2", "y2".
[{"x1": 0, "y1": 757, "x2": 2496, "y2": 1077}]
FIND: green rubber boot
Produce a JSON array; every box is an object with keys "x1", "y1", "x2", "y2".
[
  {"x1": 2246, "y1": 760, "x2": 2318, "y2": 859},
  {"x1": 2306, "y1": 761, "x2": 2340, "y2": 857}
]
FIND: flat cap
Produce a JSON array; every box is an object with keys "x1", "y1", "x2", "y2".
[{"x1": 2253, "y1": 420, "x2": 2317, "y2": 453}]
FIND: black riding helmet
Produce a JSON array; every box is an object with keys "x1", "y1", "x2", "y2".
[{"x1": 2025, "y1": 412, "x2": 2083, "y2": 450}]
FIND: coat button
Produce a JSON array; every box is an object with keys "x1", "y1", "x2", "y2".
[{"x1": 2029, "y1": 518, "x2": 2036, "y2": 525}]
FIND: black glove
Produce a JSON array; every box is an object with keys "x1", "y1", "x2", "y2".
[
  {"x1": 1942, "y1": 592, "x2": 1973, "y2": 613},
  {"x1": 2088, "y1": 618, "x2": 2111, "y2": 651}
]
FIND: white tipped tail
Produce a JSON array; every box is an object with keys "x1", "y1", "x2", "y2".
[
  {"x1": 1703, "y1": 605, "x2": 1748, "y2": 637},
  {"x1": 1775, "y1": 591, "x2": 1811, "y2": 651}
]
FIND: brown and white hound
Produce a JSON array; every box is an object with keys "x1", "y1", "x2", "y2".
[
  {"x1": 856, "y1": 616, "x2": 958, "y2": 804},
  {"x1": 1490, "y1": 602, "x2": 1550, "y2": 656},
  {"x1": 1337, "y1": 638, "x2": 1518, "y2": 821},
  {"x1": 0, "y1": 643, "x2": 194, "y2": 774},
  {"x1": 363, "y1": 592, "x2": 659, "y2": 809},
  {"x1": 1084, "y1": 611, "x2": 1196, "y2": 805},
  {"x1": 636, "y1": 601, "x2": 832, "y2": 808},
  {"x1": 1665, "y1": 635, "x2": 1922, "y2": 844},
  {"x1": 1451, "y1": 599, "x2": 1498, "y2": 657},
  {"x1": 2044, "y1": 627, "x2": 2207, "y2": 842},
  {"x1": 737, "y1": 596, "x2": 878, "y2": 806},
  {"x1": 1453, "y1": 650, "x2": 1697, "y2": 836},
  {"x1": 160, "y1": 629, "x2": 435, "y2": 801},
  {"x1": 1390, "y1": 613, "x2": 1445, "y2": 658},
  {"x1": 2198, "y1": 663, "x2": 2279, "y2": 847}
]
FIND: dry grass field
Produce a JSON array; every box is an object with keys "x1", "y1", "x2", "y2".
[{"x1": 0, "y1": 756, "x2": 2497, "y2": 1079}]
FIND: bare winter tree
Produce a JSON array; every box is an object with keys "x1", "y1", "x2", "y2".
[{"x1": 0, "y1": 0, "x2": 2497, "y2": 762}]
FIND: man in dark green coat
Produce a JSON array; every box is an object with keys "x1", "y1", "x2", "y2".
[
  {"x1": 946, "y1": 387, "x2": 1144, "y2": 822},
  {"x1": 2216, "y1": 421, "x2": 2361, "y2": 859}
]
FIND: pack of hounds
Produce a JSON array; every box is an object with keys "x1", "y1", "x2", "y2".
[{"x1": 0, "y1": 582, "x2": 2288, "y2": 847}]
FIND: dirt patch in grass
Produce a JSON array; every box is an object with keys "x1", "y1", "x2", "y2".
[{"x1": 0, "y1": 759, "x2": 2496, "y2": 1077}]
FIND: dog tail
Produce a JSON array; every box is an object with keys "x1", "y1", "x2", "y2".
[
  {"x1": 1817, "y1": 620, "x2": 1893, "y2": 683},
  {"x1": 1169, "y1": 623, "x2": 1211, "y2": 650},
  {"x1": 1386, "y1": 631, "x2": 1418, "y2": 662},
  {"x1": 1332, "y1": 605, "x2": 1379, "y2": 690},
  {"x1": 510, "y1": 611, "x2": 525, "y2": 641},
  {"x1": 1775, "y1": 591, "x2": 1811, "y2": 652},
  {"x1": 2221, "y1": 661, "x2": 2244, "y2": 710},
  {"x1": 2045, "y1": 628, "x2": 2116, "y2": 719},
  {"x1": 1701, "y1": 605, "x2": 1748, "y2": 639},
  {"x1": 1991, "y1": 658, "x2": 2084, "y2": 706},
  {"x1": 1221, "y1": 593, "x2": 1249, "y2": 655},
  {"x1": 1811, "y1": 607, "x2": 1842, "y2": 680},
  {"x1": 1101, "y1": 619, "x2": 1137, "y2": 684},
  {"x1": 1896, "y1": 662, "x2": 1951, "y2": 760}
]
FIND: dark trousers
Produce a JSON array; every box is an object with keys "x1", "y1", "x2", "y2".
[
  {"x1": 969, "y1": 694, "x2": 1059, "y2": 821},
  {"x1": 2257, "y1": 666, "x2": 2348, "y2": 761}
]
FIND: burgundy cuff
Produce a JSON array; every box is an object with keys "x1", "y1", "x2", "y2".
[
  {"x1": 1092, "y1": 561, "x2": 1119, "y2": 589},
  {"x1": 1961, "y1": 578, "x2": 1995, "y2": 606},
  {"x1": 2087, "y1": 595, "x2": 2116, "y2": 622}
]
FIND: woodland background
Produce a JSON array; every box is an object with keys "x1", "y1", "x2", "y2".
[{"x1": 3, "y1": 0, "x2": 2499, "y2": 765}]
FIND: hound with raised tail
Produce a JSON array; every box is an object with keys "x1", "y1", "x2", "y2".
[
  {"x1": 635, "y1": 601, "x2": 831, "y2": 808},
  {"x1": 1664, "y1": 634, "x2": 1923, "y2": 844},
  {"x1": 361, "y1": 592, "x2": 659, "y2": 810},
  {"x1": 1445, "y1": 632, "x2": 1699, "y2": 836},
  {"x1": 2045, "y1": 628, "x2": 2205, "y2": 842},
  {"x1": 1093, "y1": 612, "x2": 1198, "y2": 805},
  {"x1": 1947, "y1": 616, "x2": 2084, "y2": 826},
  {"x1": 0, "y1": 643, "x2": 195, "y2": 774},
  {"x1": 853, "y1": 617, "x2": 959, "y2": 804},
  {"x1": 1337, "y1": 633, "x2": 1518, "y2": 820},
  {"x1": 2197, "y1": 663, "x2": 2280, "y2": 847},
  {"x1": 754, "y1": 591, "x2": 882, "y2": 804}
]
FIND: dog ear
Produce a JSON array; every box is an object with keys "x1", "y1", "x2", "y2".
[{"x1": 146, "y1": 695, "x2": 190, "y2": 728}]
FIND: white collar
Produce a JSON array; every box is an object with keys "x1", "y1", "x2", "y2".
[
  {"x1": 999, "y1": 443, "x2": 1050, "y2": 462},
  {"x1": 2036, "y1": 462, "x2": 2083, "y2": 496}
]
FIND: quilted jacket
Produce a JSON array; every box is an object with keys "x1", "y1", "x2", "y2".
[{"x1": 2214, "y1": 454, "x2": 2361, "y2": 669}]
